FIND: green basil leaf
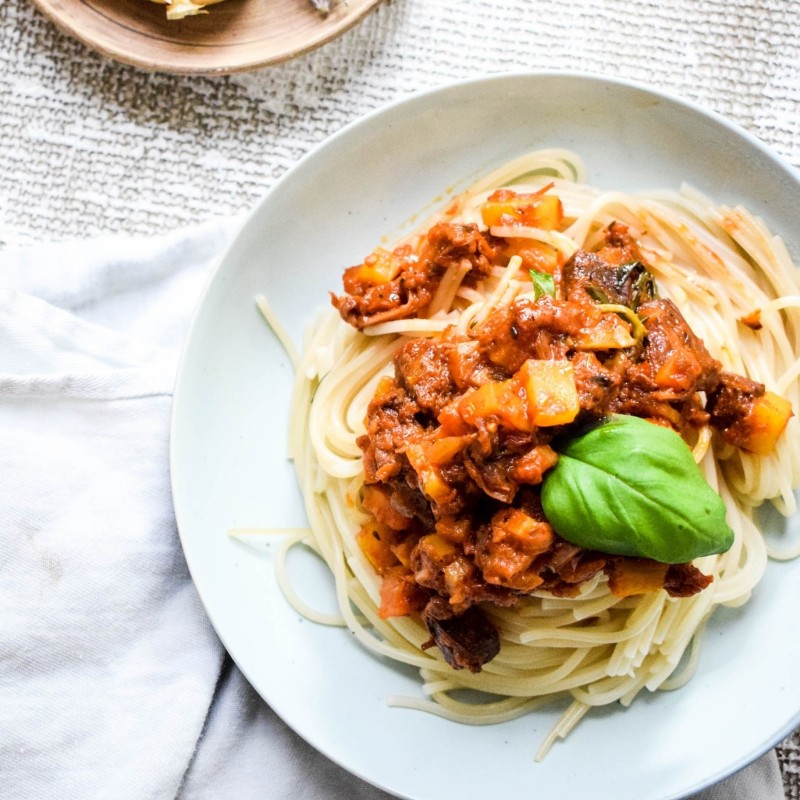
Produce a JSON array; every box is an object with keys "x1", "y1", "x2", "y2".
[
  {"x1": 530, "y1": 269, "x2": 555, "y2": 300},
  {"x1": 541, "y1": 414, "x2": 734, "y2": 563}
]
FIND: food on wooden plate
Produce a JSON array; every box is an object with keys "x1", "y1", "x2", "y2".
[
  {"x1": 148, "y1": 0, "x2": 332, "y2": 19},
  {"x1": 271, "y1": 148, "x2": 799, "y2": 755},
  {"x1": 147, "y1": 0, "x2": 225, "y2": 20}
]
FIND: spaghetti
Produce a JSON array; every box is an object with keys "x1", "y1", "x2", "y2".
[{"x1": 277, "y1": 149, "x2": 800, "y2": 756}]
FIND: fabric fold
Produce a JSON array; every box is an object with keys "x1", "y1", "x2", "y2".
[{"x1": 0, "y1": 223, "x2": 231, "y2": 800}]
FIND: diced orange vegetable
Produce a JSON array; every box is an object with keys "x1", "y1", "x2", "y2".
[
  {"x1": 511, "y1": 444, "x2": 559, "y2": 484},
  {"x1": 361, "y1": 484, "x2": 413, "y2": 531},
  {"x1": 442, "y1": 556, "x2": 476, "y2": 605},
  {"x1": 378, "y1": 566, "x2": 427, "y2": 619},
  {"x1": 574, "y1": 313, "x2": 636, "y2": 351},
  {"x1": 515, "y1": 359, "x2": 580, "y2": 427},
  {"x1": 342, "y1": 245, "x2": 409, "y2": 292},
  {"x1": 480, "y1": 187, "x2": 563, "y2": 230},
  {"x1": 502, "y1": 237, "x2": 560, "y2": 274},
  {"x1": 479, "y1": 508, "x2": 553, "y2": 590},
  {"x1": 607, "y1": 559, "x2": 669, "y2": 598},
  {"x1": 356, "y1": 521, "x2": 400, "y2": 575},
  {"x1": 405, "y1": 444, "x2": 457, "y2": 505},
  {"x1": 371, "y1": 375, "x2": 398, "y2": 405},
  {"x1": 426, "y1": 435, "x2": 473, "y2": 466},
  {"x1": 479, "y1": 511, "x2": 549, "y2": 591},
  {"x1": 390, "y1": 534, "x2": 418, "y2": 568},
  {"x1": 480, "y1": 541, "x2": 536, "y2": 586},
  {"x1": 724, "y1": 390, "x2": 794, "y2": 456},
  {"x1": 435, "y1": 516, "x2": 471, "y2": 545},
  {"x1": 490, "y1": 507, "x2": 554, "y2": 555},
  {"x1": 653, "y1": 349, "x2": 704, "y2": 392},
  {"x1": 416, "y1": 533, "x2": 459, "y2": 562},
  {"x1": 455, "y1": 360, "x2": 580, "y2": 431},
  {"x1": 457, "y1": 380, "x2": 530, "y2": 431},
  {"x1": 437, "y1": 402, "x2": 473, "y2": 436}
]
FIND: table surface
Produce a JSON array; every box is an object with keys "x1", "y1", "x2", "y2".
[{"x1": 1, "y1": 0, "x2": 798, "y2": 795}]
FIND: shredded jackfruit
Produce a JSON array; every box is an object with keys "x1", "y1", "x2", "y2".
[{"x1": 148, "y1": 0, "x2": 226, "y2": 20}]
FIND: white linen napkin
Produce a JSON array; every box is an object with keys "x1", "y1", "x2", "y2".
[{"x1": 0, "y1": 223, "x2": 786, "y2": 800}]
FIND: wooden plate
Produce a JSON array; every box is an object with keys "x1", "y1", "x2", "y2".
[{"x1": 30, "y1": 0, "x2": 384, "y2": 75}]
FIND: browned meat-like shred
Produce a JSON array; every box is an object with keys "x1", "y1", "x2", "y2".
[
  {"x1": 394, "y1": 339, "x2": 456, "y2": 416},
  {"x1": 421, "y1": 222, "x2": 496, "y2": 284},
  {"x1": 664, "y1": 563, "x2": 715, "y2": 597},
  {"x1": 638, "y1": 299, "x2": 721, "y2": 395},
  {"x1": 331, "y1": 260, "x2": 436, "y2": 330},
  {"x1": 610, "y1": 298, "x2": 722, "y2": 431},
  {"x1": 421, "y1": 596, "x2": 500, "y2": 672},
  {"x1": 571, "y1": 352, "x2": 622, "y2": 417},
  {"x1": 706, "y1": 371, "x2": 765, "y2": 429},
  {"x1": 596, "y1": 221, "x2": 646, "y2": 265},
  {"x1": 331, "y1": 223, "x2": 495, "y2": 329},
  {"x1": 473, "y1": 296, "x2": 581, "y2": 373},
  {"x1": 358, "y1": 376, "x2": 424, "y2": 484}
]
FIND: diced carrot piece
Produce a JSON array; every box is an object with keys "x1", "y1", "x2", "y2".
[
  {"x1": 515, "y1": 359, "x2": 580, "y2": 427},
  {"x1": 372, "y1": 375, "x2": 398, "y2": 405},
  {"x1": 442, "y1": 556, "x2": 476, "y2": 605},
  {"x1": 480, "y1": 188, "x2": 563, "y2": 230},
  {"x1": 435, "y1": 516, "x2": 471, "y2": 545},
  {"x1": 490, "y1": 507, "x2": 554, "y2": 555},
  {"x1": 482, "y1": 548, "x2": 545, "y2": 591},
  {"x1": 437, "y1": 402, "x2": 473, "y2": 436},
  {"x1": 426, "y1": 435, "x2": 473, "y2": 466},
  {"x1": 479, "y1": 512, "x2": 547, "y2": 590},
  {"x1": 724, "y1": 390, "x2": 793, "y2": 456},
  {"x1": 520, "y1": 194, "x2": 562, "y2": 230},
  {"x1": 361, "y1": 484, "x2": 413, "y2": 531},
  {"x1": 405, "y1": 444, "x2": 457, "y2": 505},
  {"x1": 390, "y1": 534, "x2": 418, "y2": 568},
  {"x1": 457, "y1": 380, "x2": 531, "y2": 431},
  {"x1": 416, "y1": 533, "x2": 459, "y2": 562},
  {"x1": 356, "y1": 521, "x2": 400, "y2": 575},
  {"x1": 503, "y1": 237, "x2": 560, "y2": 274},
  {"x1": 653, "y1": 349, "x2": 705, "y2": 392},
  {"x1": 607, "y1": 559, "x2": 669, "y2": 598},
  {"x1": 378, "y1": 566, "x2": 427, "y2": 619},
  {"x1": 342, "y1": 246, "x2": 408, "y2": 292},
  {"x1": 478, "y1": 509, "x2": 553, "y2": 590},
  {"x1": 511, "y1": 444, "x2": 559, "y2": 484},
  {"x1": 574, "y1": 313, "x2": 636, "y2": 351},
  {"x1": 480, "y1": 190, "x2": 518, "y2": 228}
]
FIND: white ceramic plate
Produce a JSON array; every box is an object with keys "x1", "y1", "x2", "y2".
[{"x1": 170, "y1": 73, "x2": 800, "y2": 800}]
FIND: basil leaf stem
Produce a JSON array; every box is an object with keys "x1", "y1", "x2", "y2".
[{"x1": 595, "y1": 303, "x2": 646, "y2": 343}]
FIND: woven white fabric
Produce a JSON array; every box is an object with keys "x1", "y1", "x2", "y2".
[
  {"x1": 0, "y1": 0, "x2": 798, "y2": 795},
  {"x1": 0, "y1": 0, "x2": 799, "y2": 246}
]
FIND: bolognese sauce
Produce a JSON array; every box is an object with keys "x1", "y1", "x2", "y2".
[{"x1": 330, "y1": 214, "x2": 791, "y2": 673}]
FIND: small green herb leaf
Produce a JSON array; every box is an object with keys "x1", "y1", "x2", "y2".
[
  {"x1": 530, "y1": 270, "x2": 556, "y2": 300},
  {"x1": 586, "y1": 285, "x2": 611, "y2": 305},
  {"x1": 626, "y1": 263, "x2": 659, "y2": 308},
  {"x1": 541, "y1": 415, "x2": 734, "y2": 563}
]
